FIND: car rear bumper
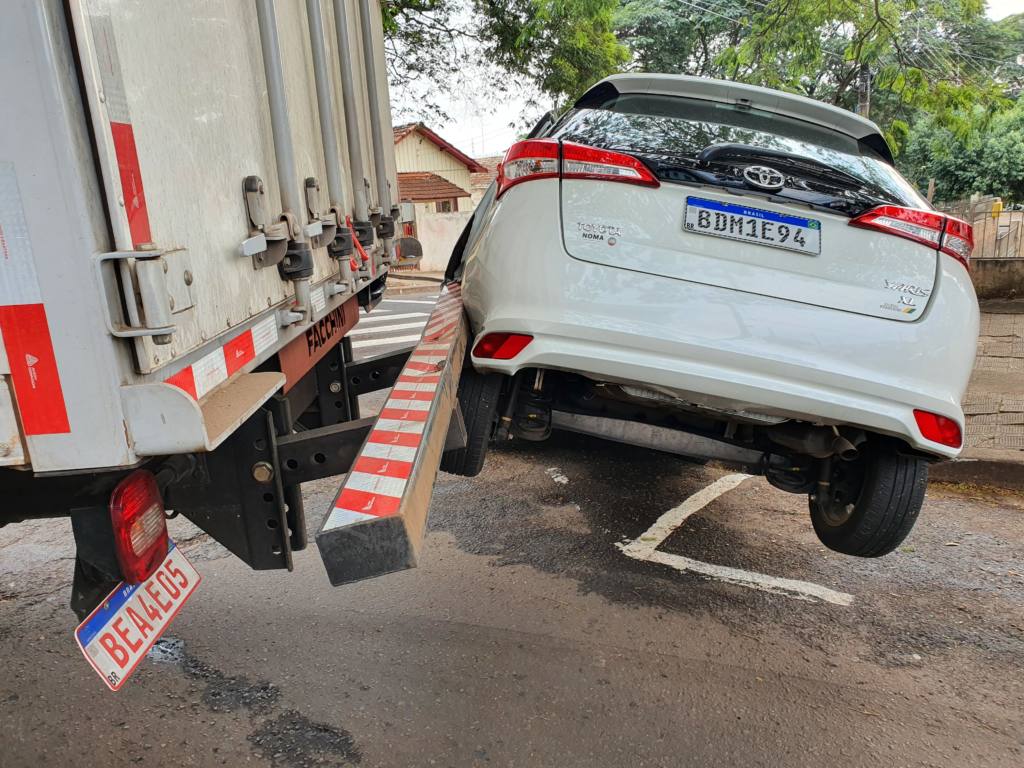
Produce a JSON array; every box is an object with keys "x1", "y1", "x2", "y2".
[{"x1": 461, "y1": 194, "x2": 979, "y2": 458}]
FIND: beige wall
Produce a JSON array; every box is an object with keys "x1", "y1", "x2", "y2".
[
  {"x1": 394, "y1": 133, "x2": 472, "y2": 192},
  {"x1": 416, "y1": 211, "x2": 474, "y2": 272}
]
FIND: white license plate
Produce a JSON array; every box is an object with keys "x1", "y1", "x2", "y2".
[
  {"x1": 684, "y1": 196, "x2": 821, "y2": 255},
  {"x1": 74, "y1": 540, "x2": 201, "y2": 691}
]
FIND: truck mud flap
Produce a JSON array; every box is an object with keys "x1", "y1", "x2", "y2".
[{"x1": 315, "y1": 283, "x2": 466, "y2": 585}]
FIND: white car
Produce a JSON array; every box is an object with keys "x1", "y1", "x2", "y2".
[{"x1": 442, "y1": 74, "x2": 979, "y2": 557}]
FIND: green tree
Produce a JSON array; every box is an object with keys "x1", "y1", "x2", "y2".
[
  {"x1": 613, "y1": 1, "x2": 1019, "y2": 152},
  {"x1": 472, "y1": 0, "x2": 630, "y2": 108},
  {"x1": 902, "y1": 99, "x2": 1024, "y2": 203}
]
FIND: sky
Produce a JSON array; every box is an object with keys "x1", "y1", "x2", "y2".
[{"x1": 391, "y1": 1, "x2": 1024, "y2": 161}]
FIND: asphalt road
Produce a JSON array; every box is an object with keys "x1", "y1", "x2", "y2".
[{"x1": 1, "y1": 294, "x2": 1022, "y2": 767}]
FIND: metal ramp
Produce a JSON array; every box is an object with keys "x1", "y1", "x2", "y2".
[{"x1": 315, "y1": 282, "x2": 466, "y2": 584}]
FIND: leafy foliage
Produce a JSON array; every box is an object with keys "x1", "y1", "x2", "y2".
[
  {"x1": 614, "y1": 1, "x2": 1019, "y2": 150},
  {"x1": 902, "y1": 99, "x2": 1024, "y2": 203},
  {"x1": 472, "y1": 0, "x2": 630, "y2": 108},
  {"x1": 381, "y1": 0, "x2": 468, "y2": 120}
]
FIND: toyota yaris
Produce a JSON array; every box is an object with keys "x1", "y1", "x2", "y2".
[{"x1": 442, "y1": 74, "x2": 979, "y2": 557}]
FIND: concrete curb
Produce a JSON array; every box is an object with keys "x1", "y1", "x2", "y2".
[
  {"x1": 385, "y1": 281, "x2": 444, "y2": 296},
  {"x1": 385, "y1": 271, "x2": 446, "y2": 296},
  {"x1": 930, "y1": 449, "x2": 1024, "y2": 492}
]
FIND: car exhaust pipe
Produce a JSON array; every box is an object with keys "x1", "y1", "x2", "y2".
[
  {"x1": 767, "y1": 423, "x2": 861, "y2": 460},
  {"x1": 831, "y1": 435, "x2": 859, "y2": 461}
]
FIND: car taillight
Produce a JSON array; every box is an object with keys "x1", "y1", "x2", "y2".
[
  {"x1": 941, "y1": 216, "x2": 974, "y2": 267},
  {"x1": 473, "y1": 332, "x2": 533, "y2": 360},
  {"x1": 109, "y1": 470, "x2": 169, "y2": 584},
  {"x1": 496, "y1": 139, "x2": 659, "y2": 197},
  {"x1": 849, "y1": 205, "x2": 973, "y2": 270},
  {"x1": 913, "y1": 409, "x2": 963, "y2": 448}
]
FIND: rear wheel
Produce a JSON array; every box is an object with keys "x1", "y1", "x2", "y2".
[
  {"x1": 440, "y1": 366, "x2": 503, "y2": 477},
  {"x1": 809, "y1": 448, "x2": 929, "y2": 557}
]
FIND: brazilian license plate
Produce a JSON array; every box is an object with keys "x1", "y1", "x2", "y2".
[
  {"x1": 684, "y1": 196, "x2": 821, "y2": 255},
  {"x1": 74, "y1": 540, "x2": 200, "y2": 691}
]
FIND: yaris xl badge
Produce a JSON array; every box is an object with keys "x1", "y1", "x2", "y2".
[{"x1": 742, "y1": 165, "x2": 786, "y2": 192}]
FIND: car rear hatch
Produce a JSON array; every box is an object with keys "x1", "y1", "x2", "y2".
[{"x1": 553, "y1": 91, "x2": 948, "y2": 322}]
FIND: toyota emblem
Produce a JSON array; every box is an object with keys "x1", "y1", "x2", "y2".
[{"x1": 742, "y1": 165, "x2": 786, "y2": 191}]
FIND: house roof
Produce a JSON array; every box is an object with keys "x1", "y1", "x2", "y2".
[
  {"x1": 470, "y1": 155, "x2": 503, "y2": 192},
  {"x1": 397, "y1": 172, "x2": 471, "y2": 202},
  {"x1": 392, "y1": 122, "x2": 487, "y2": 173}
]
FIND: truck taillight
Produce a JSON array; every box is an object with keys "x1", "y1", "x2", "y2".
[
  {"x1": 109, "y1": 470, "x2": 168, "y2": 584},
  {"x1": 913, "y1": 409, "x2": 963, "y2": 448},
  {"x1": 849, "y1": 205, "x2": 973, "y2": 271},
  {"x1": 496, "y1": 139, "x2": 659, "y2": 197}
]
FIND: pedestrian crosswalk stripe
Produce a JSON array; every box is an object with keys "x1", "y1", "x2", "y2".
[
  {"x1": 359, "y1": 312, "x2": 429, "y2": 324},
  {"x1": 351, "y1": 333, "x2": 424, "y2": 349},
  {"x1": 350, "y1": 320, "x2": 427, "y2": 336}
]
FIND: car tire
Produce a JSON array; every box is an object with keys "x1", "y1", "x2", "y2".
[
  {"x1": 440, "y1": 366, "x2": 503, "y2": 477},
  {"x1": 809, "y1": 449, "x2": 929, "y2": 557}
]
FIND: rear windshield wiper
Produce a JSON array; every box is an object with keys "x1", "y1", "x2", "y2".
[
  {"x1": 634, "y1": 150, "x2": 889, "y2": 216},
  {"x1": 697, "y1": 143, "x2": 892, "y2": 200}
]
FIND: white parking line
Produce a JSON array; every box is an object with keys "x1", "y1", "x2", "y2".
[
  {"x1": 617, "y1": 473, "x2": 854, "y2": 606},
  {"x1": 388, "y1": 298, "x2": 438, "y2": 305}
]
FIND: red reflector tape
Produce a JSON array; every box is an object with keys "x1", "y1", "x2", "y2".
[
  {"x1": 223, "y1": 331, "x2": 256, "y2": 377},
  {"x1": 333, "y1": 487, "x2": 402, "y2": 518},
  {"x1": 109, "y1": 122, "x2": 152, "y2": 248},
  {"x1": 164, "y1": 366, "x2": 198, "y2": 400},
  {"x1": 0, "y1": 303, "x2": 70, "y2": 435},
  {"x1": 164, "y1": 314, "x2": 277, "y2": 400},
  {"x1": 353, "y1": 455, "x2": 414, "y2": 479}
]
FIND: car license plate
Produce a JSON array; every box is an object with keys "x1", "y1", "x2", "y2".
[
  {"x1": 74, "y1": 540, "x2": 201, "y2": 691},
  {"x1": 684, "y1": 196, "x2": 821, "y2": 255}
]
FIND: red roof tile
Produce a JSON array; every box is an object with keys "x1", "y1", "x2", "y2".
[
  {"x1": 470, "y1": 155, "x2": 503, "y2": 191},
  {"x1": 397, "y1": 172, "x2": 471, "y2": 202}
]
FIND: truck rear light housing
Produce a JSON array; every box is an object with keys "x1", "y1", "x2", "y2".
[
  {"x1": 473, "y1": 332, "x2": 533, "y2": 360},
  {"x1": 109, "y1": 470, "x2": 169, "y2": 584},
  {"x1": 913, "y1": 409, "x2": 962, "y2": 448},
  {"x1": 850, "y1": 205, "x2": 973, "y2": 270},
  {"x1": 497, "y1": 139, "x2": 659, "y2": 197}
]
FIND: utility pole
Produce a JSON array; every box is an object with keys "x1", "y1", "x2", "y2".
[{"x1": 856, "y1": 62, "x2": 871, "y2": 119}]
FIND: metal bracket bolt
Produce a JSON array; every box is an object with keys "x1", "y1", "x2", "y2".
[{"x1": 251, "y1": 461, "x2": 274, "y2": 483}]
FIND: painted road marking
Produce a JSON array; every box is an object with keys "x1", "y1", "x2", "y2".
[
  {"x1": 351, "y1": 334, "x2": 424, "y2": 349},
  {"x1": 389, "y1": 298, "x2": 438, "y2": 305},
  {"x1": 617, "y1": 474, "x2": 854, "y2": 606},
  {"x1": 358, "y1": 312, "x2": 429, "y2": 324},
  {"x1": 350, "y1": 320, "x2": 428, "y2": 336}
]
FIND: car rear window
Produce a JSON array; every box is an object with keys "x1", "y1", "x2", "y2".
[{"x1": 550, "y1": 93, "x2": 928, "y2": 209}]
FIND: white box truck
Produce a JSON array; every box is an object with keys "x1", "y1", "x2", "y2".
[{"x1": 1, "y1": 0, "x2": 470, "y2": 687}]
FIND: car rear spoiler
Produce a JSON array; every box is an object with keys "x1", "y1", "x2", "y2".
[
  {"x1": 576, "y1": 76, "x2": 895, "y2": 165},
  {"x1": 315, "y1": 282, "x2": 467, "y2": 584}
]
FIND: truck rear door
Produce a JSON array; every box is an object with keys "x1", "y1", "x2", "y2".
[{"x1": 70, "y1": 0, "x2": 381, "y2": 374}]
